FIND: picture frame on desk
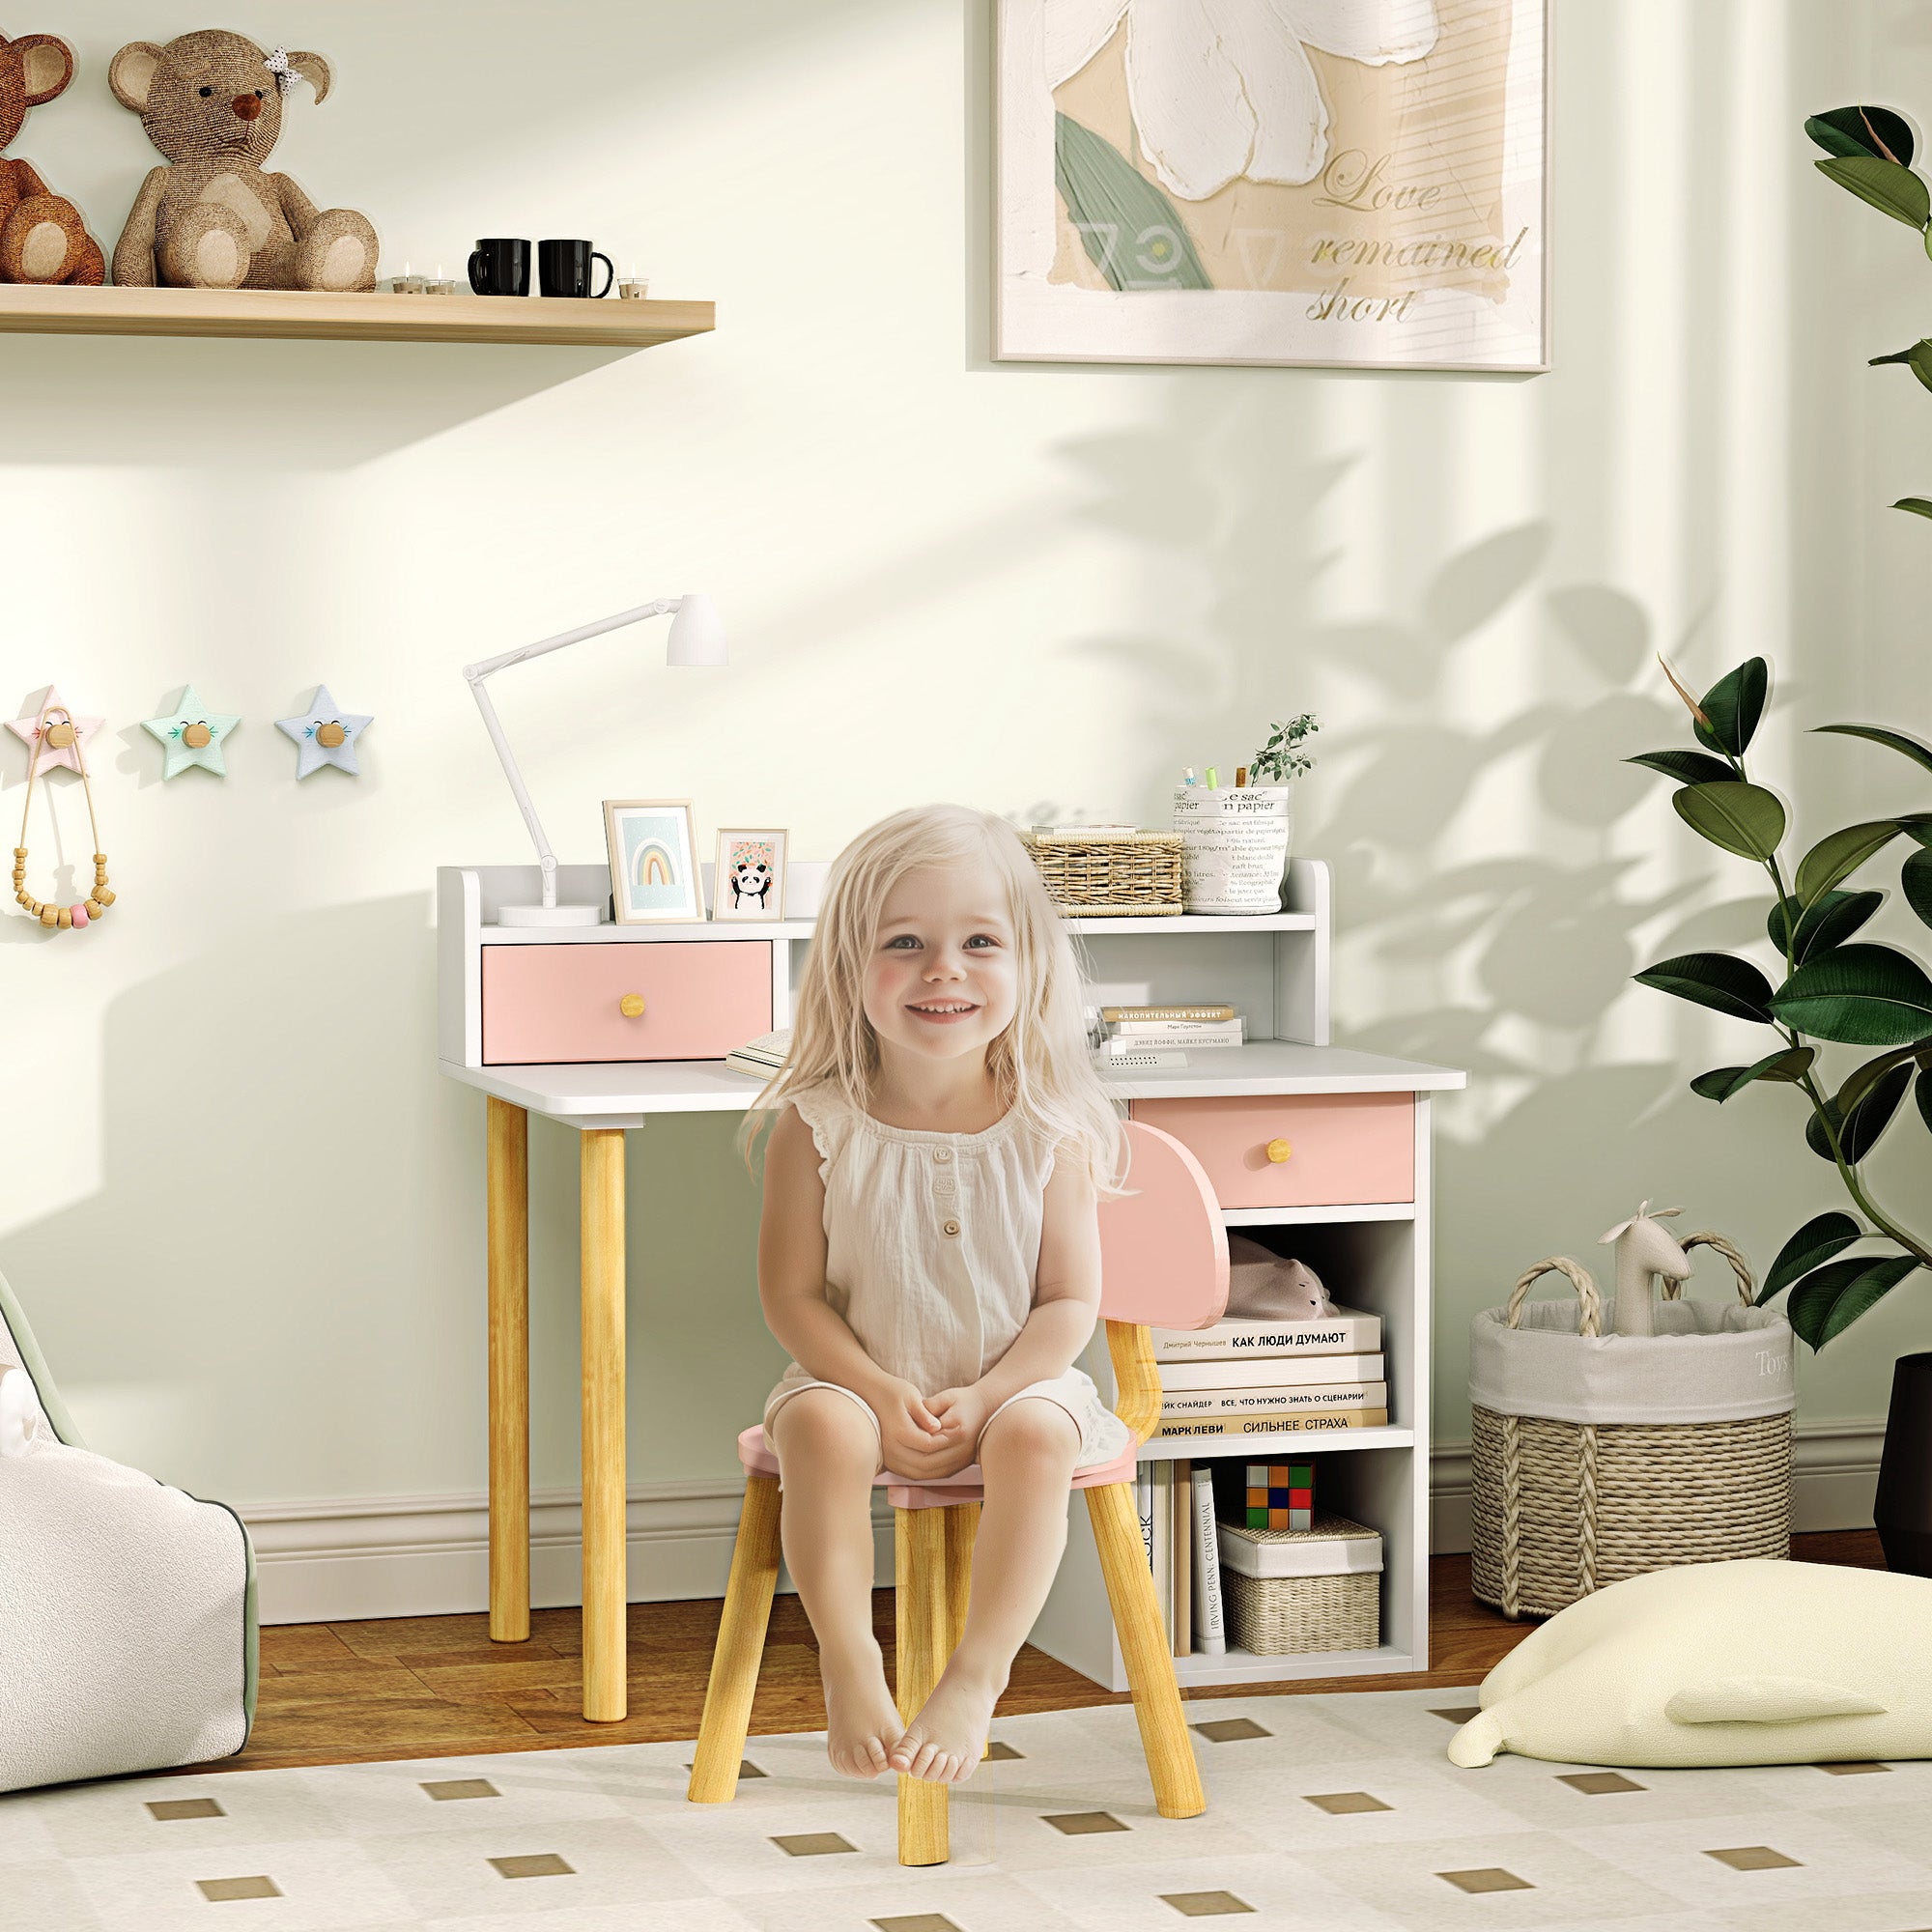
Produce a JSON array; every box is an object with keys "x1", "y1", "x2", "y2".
[
  {"x1": 603, "y1": 798, "x2": 703, "y2": 923},
  {"x1": 712, "y1": 828, "x2": 787, "y2": 921}
]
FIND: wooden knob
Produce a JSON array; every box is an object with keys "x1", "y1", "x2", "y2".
[
  {"x1": 43, "y1": 721, "x2": 75, "y2": 748},
  {"x1": 183, "y1": 722, "x2": 212, "y2": 749},
  {"x1": 316, "y1": 721, "x2": 347, "y2": 749},
  {"x1": 1266, "y1": 1138, "x2": 1293, "y2": 1164},
  {"x1": 618, "y1": 993, "x2": 646, "y2": 1019}
]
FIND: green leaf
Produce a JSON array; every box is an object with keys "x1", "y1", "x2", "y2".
[
  {"x1": 1817, "y1": 155, "x2": 1932, "y2": 227},
  {"x1": 1787, "y1": 1252, "x2": 1919, "y2": 1348},
  {"x1": 1790, "y1": 888, "x2": 1883, "y2": 962},
  {"x1": 1894, "y1": 497, "x2": 1932, "y2": 519},
  {"x1": 1627, "y1": 749, "x2": 1740, "y2": 786},
  {"x1": 1804, "y1": 1095, "x2": 1846, "y2": 1162},
  {"x1": 1794, "y1": 820, "x2": 1905, "y2": 907},
  {"x1": 1814, "y1": 722, "x2": 1932, "y2": 776},
  {"x1": 1761, "y1": 1210, "x2": 1861, "y2": 1301},
  {"x1": 1690, "y1": 1047, "x2": 1815, "y2": 1101},
  {"x1": 1774, "y1": 943, "x2": 1932, "y2": 1044},
  {"x1": 1902, "y1": 849, "x2": 1932, "y2": 931},
  {"x1": 1871, "y1": 340, "x2": 1932, "y2": 393},
  {"x1": 1834, "y1": 1044, "x2": 1924, "y2": 1117},
  {"x1": 1634, "y1": 952, "x2": 1776, "y2": 1024},
  {"x1": 1055, "y1": 113, "x2": 1212, "y2": 291},
  {"x1": 1804, "y1": 1063, "x2": 1909, "y2": 1161},
  {"x1": 1693, "y1": 660, "x2": 1769, "y2": 756},
  {"x1": 1671, "y1": 781, "x2": 1784, "y2": 860},
  {"x1": 1805, "y1": 105, "x2": 1916, "y2": 164}
]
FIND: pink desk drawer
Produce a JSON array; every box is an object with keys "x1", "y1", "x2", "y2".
[
  {"x1": 482, "y1": 942, "x2": 771, "y2": 1065},
  {"x1": 1128, "y1": 1093, "x2": 1413, "y2": 1209}
]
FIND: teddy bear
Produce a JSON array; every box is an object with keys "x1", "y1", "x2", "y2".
[
  {"x1": 108, "y1": 29, "x2": 377, "y2": 291},
  {"x1": 0, "y1": 28, "x2": 105, "y2": 284}
]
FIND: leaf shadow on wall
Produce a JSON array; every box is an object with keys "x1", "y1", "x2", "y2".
[
  {"x1": 0, "y1": 337, "x2": 634, "y2": 470},
  {"x1": 1047, "y1": 389, "x2": 1830, "y2": 1409}
]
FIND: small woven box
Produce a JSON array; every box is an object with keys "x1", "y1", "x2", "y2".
[
  {"x1": 1218, "y1": 1513, "x2": 1381, "y2": 1656},
  {"x1": 1022, "y1": 832, "x2": 1183, "y2": 916}
]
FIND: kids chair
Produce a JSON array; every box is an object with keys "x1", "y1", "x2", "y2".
[{"x1": 687, "y1": 1120, "x2": 1231, "y2": 1866}]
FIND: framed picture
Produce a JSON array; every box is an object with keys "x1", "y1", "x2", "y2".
[
  {"x1": 603, "y1": 799, "x2": 703, "y2": 923},
  {"x1": 713, "y1": 828, "x2": 788, "y2": 921},
  {"x1": 995, "y1": 0, "x2": 1548, "y2": 372}
]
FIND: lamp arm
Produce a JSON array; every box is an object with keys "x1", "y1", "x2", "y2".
[
  {"x1": 460, "y1": 599, "x2": 683, "y2": 913},
  {"x1": 466, "y1": 673, "x2": 564, "y2": 909}
]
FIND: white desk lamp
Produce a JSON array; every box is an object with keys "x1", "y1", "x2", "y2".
[{"x1": 463, "y1": 594, "x2": 726, "y2": 926}]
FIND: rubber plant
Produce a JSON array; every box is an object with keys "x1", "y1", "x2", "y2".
[
  {"x1": 1630, "y1": 657, "x2": 1932, "y2": 1350},
  {"x1": 1806, "y1": 101, "x2": 1932, "y2": 520}
]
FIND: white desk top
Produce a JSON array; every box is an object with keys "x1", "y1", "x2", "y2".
[{"x1": 440, "y1": 1040, "x2": 1465, "y2": 1128}]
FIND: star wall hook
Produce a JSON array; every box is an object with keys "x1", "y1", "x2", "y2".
[
  {"x1": 143, "y1": 684, "x2": 241, "y2": 778},
  {"x1": 8, "y1": 687, "x2": 105, "y2": 777},
  {"x1": 276, "y1": 686, "x2": 372, "y2": 778}
]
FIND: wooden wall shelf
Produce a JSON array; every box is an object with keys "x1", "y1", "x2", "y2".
[{"x1": 0, "y1": 285, "x2": 714, "y2": 349}]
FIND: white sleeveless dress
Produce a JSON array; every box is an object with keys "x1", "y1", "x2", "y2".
[{"x1": 763, "y1": 1086, "x2": 1129, "y2": 1472}]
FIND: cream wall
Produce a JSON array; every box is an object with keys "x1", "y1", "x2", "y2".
[{"x1": 2, "y1": 1, "x2": 1926, "y2": 1609}]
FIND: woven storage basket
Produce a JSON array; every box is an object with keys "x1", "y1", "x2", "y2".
[
  {"x1": 1468, "y1": 1240, "x2": 1794, "y2": 1620},
  {"x1": 1219, "y1": 1514, "x2": 1381, "y2": 1655},
  {"x1": 1022, "y1": 832, "x2": 1183, "y2": 916}
]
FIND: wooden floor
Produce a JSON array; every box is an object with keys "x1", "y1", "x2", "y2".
[{"x1": 224, "y1": 1532, "x2": 1885, "y2": 1775}]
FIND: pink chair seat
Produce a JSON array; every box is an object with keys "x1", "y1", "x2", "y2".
[{"x1": 737, "y1": 1423, "x2": 1138, "y2": 1509}]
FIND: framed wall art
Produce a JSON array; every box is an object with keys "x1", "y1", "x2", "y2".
[
  {"x1": 995, "y1": 0, "x2": 1548, "y2": 372},
  {"x1": 712, "y1": 828, "x2": 788, "y2": 921},
  {"x1": 603, "y1": 798, "x2": 703, "y2": 923}
]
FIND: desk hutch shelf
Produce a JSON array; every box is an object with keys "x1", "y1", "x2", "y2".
[{"x1": 437, "y1": 857, "x2": 1463, "y2": 1712}]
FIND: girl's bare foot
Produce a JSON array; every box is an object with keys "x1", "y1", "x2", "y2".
[
  {"x1": 820, "y1": 1640, "x2": 903, "y2": 1779},
  {"x1": 888, "y1": 1659, "x2": 1007, "y2": 1784}
]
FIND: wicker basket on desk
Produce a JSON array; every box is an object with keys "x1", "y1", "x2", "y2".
[{"x1": 1022, "y1": 832, "x2": 1184, "y2": 916}]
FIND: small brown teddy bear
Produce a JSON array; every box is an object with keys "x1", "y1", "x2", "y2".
[
  {"x1": 0, "y1": 27, "x2": 105, "y2": 284},
  {"x1": 109, "y1": 29, "x2": 377, "y2": 291}
]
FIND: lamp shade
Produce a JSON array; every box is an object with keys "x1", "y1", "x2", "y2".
[{"x1": 667, "y1": 594, "x2": 726, "y2": 667}]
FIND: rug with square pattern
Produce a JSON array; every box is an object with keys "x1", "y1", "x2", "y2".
[{"x1": 5, "y1": 1687, "x2": 1930, "y2": 1930}]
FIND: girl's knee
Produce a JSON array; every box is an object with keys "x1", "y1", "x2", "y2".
[
  {"x1": 770, "y1": 1390, "x2": 882, "y2": 1474},
  {"x1": 980, "y1": 1398, "x2": 1080, "y2": 1468}
]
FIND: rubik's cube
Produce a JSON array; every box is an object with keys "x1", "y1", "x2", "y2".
[{"x1": 1245, "y1": 1462, "x2": 1313, "y2": 1530}]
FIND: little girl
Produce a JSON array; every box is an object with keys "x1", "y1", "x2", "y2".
[{"x1": 741, "y1": 803, "x2": 1129, "y2": 1786}]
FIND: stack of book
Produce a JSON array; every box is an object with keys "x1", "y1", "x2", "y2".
[
  {"x1": 723, "y1": 1027, "x2": 790, "y2": 1080},
  {"x1": 1148, "y1": 1301, "x2": 1387, "y2": 1441},
  {"x1": 1097, "y1": 1002, "x2": 1244, "y2": 1070}
]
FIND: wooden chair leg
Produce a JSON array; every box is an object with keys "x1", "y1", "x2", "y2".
[
  {"x1": 895, "y1": 1506, "x2": 950, "y2": 1866},
  {"x1": 943, "y1": 1502, "x2": 986, "y2": 1758},
  {"x1": 1087, "y1": 1480, "x2": 1206, "y2": 1819},
  {"x1": 688, "y1": 1473, "x2": 783, "y2": 1804}
]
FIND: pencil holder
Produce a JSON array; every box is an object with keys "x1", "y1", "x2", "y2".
[
  {"x1": 1022, "y1": 832, "x2": 1184, "y2": 916},
  {"x1": 1171, "y1": 785, "x2": 1293, "y2": 914}
]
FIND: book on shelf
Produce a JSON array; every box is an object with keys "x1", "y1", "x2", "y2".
[
  {"x1": 1151, "y1": 1409, "x2": 1388, "y2": 1441},
  {"x1": 1158, "y1": 1351, "x2": 1383, "y2": 1392},
  {"x1": 1030, "y1": 823, "x2": 1141, "y2": 839},
  {"x1": 1160, "y1": 1382, "x2": 1387, "y2": 1420},
  {"x1": 1151, "y1": 1463, "x2": 1173, "y2": 1636},
  {"x1": 1106, "y1": 1016, "x2": 1245, "y2": 1039},
  {"x1": 1171, "y1": 1459, "x2": 1191, "y2": 1660},
  {"x1": 724, "y1": 1027, "x2": 791, "y2": 1079},
  {"x1": 1216, "y1": 1511, "x2": 1383, "y2": 1580},
  {"x1": 1105, "y1": 1012, "x2": 1236, "y2": 1028},
  {"x1": 1151, "y1": 1304, "x2": 1381, "y2": 1362},
  {"x1": 1190, "y1": 1463, "x2": 1226, "y2": 1654},
  {"x1": 1101, "y1": 1033, "x2": 1239, "y2": 1055}
]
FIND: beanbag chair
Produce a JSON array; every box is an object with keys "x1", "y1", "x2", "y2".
[
  {"x1": 0, "y1": 1267, "x2": 256, "y2": 1791},
  {"x1": 1450, "y1": 1557, "x2": 1932, "y2": 1770}
]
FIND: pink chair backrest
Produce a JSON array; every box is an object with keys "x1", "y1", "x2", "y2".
[{"x1": 1097, "y1": 1121, "x2": 1230, "y2": 1330}]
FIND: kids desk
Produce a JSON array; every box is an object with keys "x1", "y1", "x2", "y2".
[{"x1": 438, "y1": 859, "x2": 1463, "y2": 1719}]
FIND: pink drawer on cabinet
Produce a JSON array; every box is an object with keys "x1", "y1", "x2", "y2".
[
  {"x1": 482, "y1": 942, "x2": 771, "y2": 1065},
  {"x1": 1128, "y1": 1093, "x2": 1413, "y2": 1208}
]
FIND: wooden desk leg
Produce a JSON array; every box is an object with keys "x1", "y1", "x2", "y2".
[
  {"x1": 895, "y1": 1507, "x2": 950, "y2": 1865},
  {"x1": 486, "y1": 1098, "x2": 529, "y2": 1645},
  {"x1": 580, "y1": 1127, "x2": 628, "y2": 1722}
]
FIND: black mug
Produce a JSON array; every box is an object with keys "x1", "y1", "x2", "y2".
[
  {"x1": 468, "y1": 238, "x2": 530, "y2": 297},
  {"x1": 538, "y1": 238, "x2": 614, "y2": 298}
]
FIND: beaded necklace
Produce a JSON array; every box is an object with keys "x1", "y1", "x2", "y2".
[{"x1": 12, "y1": 700, "x2": 114, "y2": 931}]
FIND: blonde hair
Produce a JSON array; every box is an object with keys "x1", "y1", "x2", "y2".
[{"x1": 738, "y1": 803, "x2": 1127, "y2": 1197}]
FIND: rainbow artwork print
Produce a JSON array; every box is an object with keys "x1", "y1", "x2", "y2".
[{"x1": 604, "y1": 799, "x2": 701, "y2": 923}]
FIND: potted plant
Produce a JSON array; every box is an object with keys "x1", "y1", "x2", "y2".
[
  {"x1": 1172, "y1": 714, "x2": 1319, "y2": 914},
  {"x1": 1630, "y1": 655, "x2": 1932, "y2": 1571}
]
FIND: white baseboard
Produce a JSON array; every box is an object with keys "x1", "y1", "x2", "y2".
[
  {"x1": 244, "y1": 1420, "x2": 1885, "y2": 1626},
  {"x1": 243, "y1": 1479, "x2": 895, "y2": 1626},
  {"x1": 1428, "y1": 1418, "x2": 1883, "y2": 1554}
]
